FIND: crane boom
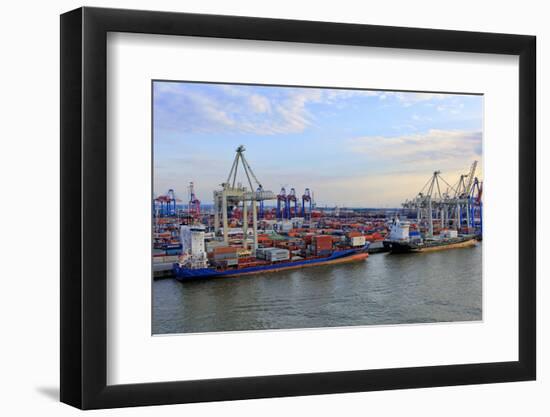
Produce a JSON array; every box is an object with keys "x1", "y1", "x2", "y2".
[
  {"x1": 465, "y1": 160, "x2": 478, "y2": 194},
  {"x1": 225, "y1": 145, "x2": 262, "y2": 190},
  {"x1": 240, "y1": 152, "x2": 262, "y2": 189}
]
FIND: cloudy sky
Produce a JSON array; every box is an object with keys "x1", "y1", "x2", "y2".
[{"x1": 153, "y1": 81, "x2": 483, "y2": 207}]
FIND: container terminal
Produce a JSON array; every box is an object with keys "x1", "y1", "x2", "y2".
[{"x1": 153, "y1": 146, "x2": 483, "y2": 279}]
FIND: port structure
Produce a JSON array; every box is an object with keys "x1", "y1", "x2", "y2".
[
  {"x1": 276, "y1": 187, "x2": 312, "y2": 220},
  {"x1": 468, "y1": 176, "x2": 483, "y2": 233},
  {"x1": 154, "y1": 188, "x2": 179, "y2": 217},
  {"x1": 213, "y1": 145, "x2": 276, "y2": 249},
  {"x1": 287, "y1": 188, "x2": 299, "y2": 218},
  {"x1": 276, "y1": 187, "x2": 287, "y2": 220},
  {"x1": 257, "y1": 185, "x2": 265, "y2": 219},
  {"x1": 187, "y1": 181, "x2": 201, "y2": 219},
  {"x1": 402, "y1": 161, "x2": 483, "y2": 237},
  {"x1": 302, "y1": 188, "x2": 312, "y2": 220}
]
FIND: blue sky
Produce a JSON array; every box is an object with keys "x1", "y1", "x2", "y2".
[{"x1": 153, "y1": 81, "x2": 483, "y2": 207}]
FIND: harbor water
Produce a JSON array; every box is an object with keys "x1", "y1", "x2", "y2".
[{"x1": 152, "y1": 243, "x2": 482, "y2": 334}]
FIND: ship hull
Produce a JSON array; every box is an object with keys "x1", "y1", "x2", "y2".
[
  {"x1": 383, "y1": 237, "x2": 477, "y2": 253},
  {"x1": 174, "y1": 248, "x2": 368, "y2": 281}
]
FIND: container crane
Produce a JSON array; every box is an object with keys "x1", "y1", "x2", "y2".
[
  {"x1": 471, "y1": 177, "x2": 483, "y2": 203},
  {"x1": 463, "y1": 161, "x2": 478, "y2": 231},
  {"x1": 402, "y1": 161, "x2": 482, "y2": 237},
  {"x1": 451, "y1": 160, "x2": 478, "y2": 230},
  {"x1": 257, "y1": 185, "x2": 264, "y2": 219},
  {"x1": 468, "y1": 177, "x2": 483, "y2": 234},
  {"x1": 465, "y1": 161, "x2": 478, "y2": 196},
  {"x1": 213, "y1": 145, "x2": 276, "y2": 247},
  {"x1": 402, "y1": 170, "x2": 457, "y2": 237},
  {"x1": 302, "y1": 188, "x2": 312, "y2": 220},
  {"x1": 277, "y1": 187, "x2": 287, "y2": 220},
  {"x1": 154, "y1": 189, "x2": 179, "y2": 217},
  {"x1": 166, "y1": 189, "x2": 178, "y2": 216},
  {"x1": 286, "y1": 188, "x2": 299, "y2": 218},
  {"x1": 153, "y1": 194, "x2": 165, "y2": 218},
  {"x1": 187, "y1": 181, "x2": 201, "y2": 219}
]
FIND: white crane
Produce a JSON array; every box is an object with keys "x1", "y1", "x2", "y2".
[
  {"x1": 402, "y1": 162, "x2": 480, "y2": 237},
  {"x1": 214, "y1": 145, "x2": 276, "y2": 248},
  {"x1": 465, "y1": 161, "x2": 478, "y2": 196}
]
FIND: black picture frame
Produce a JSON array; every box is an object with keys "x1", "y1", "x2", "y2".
[{"x1": 60, "y1": 6, "x2": 536, "y2": 410}]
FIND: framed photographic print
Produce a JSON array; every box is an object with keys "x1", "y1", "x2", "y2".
[{"x1": 60, "y1": 6, "x2": 536, "y2": 409}]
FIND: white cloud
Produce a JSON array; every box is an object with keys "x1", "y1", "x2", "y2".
[
  {"x1": 154, "y1": 82, "x2": 477, "y2": 140},
  {"x1": 249, "y1": 94, "x2": 271, "y2": 113},
  {"x1": 154, "y1": 84, "x2": 394, "y2": 136},
  {"x1": 386, "y1": 91, "x2": 450, "y2": 107},
  {"x1": 411, "y1": 114, "x2": 432, "y2": 122},
  {"x1": 155, "y1": 84, "x2": 328, "y2": 135},
  {"x1": 348, "y1": 129, "x2": 482, "y2": 170},
  {"x1": 324, "y1": 89, "x2": 381, "y2": 101},
  {"x1": 186, "y1": 91, "x2": 236, "y2": 128},
  {"x1": 435, "y1": 99, "x2": 468, "y2": 114}
]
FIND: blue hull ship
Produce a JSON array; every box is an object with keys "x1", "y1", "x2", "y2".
[{"x1": 173, "y1": 245, "x2": 369, "y2": 281}]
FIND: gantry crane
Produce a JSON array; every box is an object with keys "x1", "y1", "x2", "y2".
[
  {"x1": 187, "y1": 181, "x2": 201, "y2": 219},
  {"x1": 286, "y1": 188, "x2": 299, "y2": 218},
  {"x1": 257, "y1": 185, "x2": 265, "y2": 219},
  {"x1": 302, "y1": 188, "x2": 312, "y2": 220},
  {"x1": 468, "y1": 176, "x2": 483, "y2": 233},
  {"x1": 154, "y1": 188, "x2": 179, "y2": 217},
  {"x1": 402, "y1": 161, "x2": 482, "y2": 237},
  {"x1": 449, "y1": 160, "x2": 478, "y2": 230},
  {"x1": 277, "y1": 187, "x2": 287, "y2": 220},
  {"x1": 213, "y1": 145, "x2": 276, "y2": 248}
]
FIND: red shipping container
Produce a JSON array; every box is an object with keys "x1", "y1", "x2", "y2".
[
  {"x1": 213, "y1": 246, "x2": 238, "y2": 254},
  {"x1": 316, "y1": 241, "x2": 332, "y2": 248}
]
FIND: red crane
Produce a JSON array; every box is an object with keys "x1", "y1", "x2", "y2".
[
  {"x1": 154, "y1": 189, "x2": 179, "y2": 217},
  {"x1": 188, "y1": 182, "x2": 201, "y2": 218}
]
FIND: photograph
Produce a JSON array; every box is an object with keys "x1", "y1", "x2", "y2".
[
  {"x1": 152, "y1": 81, "x2": 484, "y2": 335},
  {"x1": 51, "y1": 3, "x2": 539, "y2": 412}
]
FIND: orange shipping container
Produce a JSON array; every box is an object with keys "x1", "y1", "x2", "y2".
[
  {"x1": 316, "y1": 240, "x2": 332, "y2": 246},
  {"x1": 316, "y1": 241, "x2": 332, "y2": 248},
  {"x1": 213, "y1": 246, "x2": 238, "y2": 254}
]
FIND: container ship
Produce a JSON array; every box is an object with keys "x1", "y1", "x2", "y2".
[
  {"x1": 173, "y1": 225, "x2": 370, "y2": 281},
  {"x1": 383, "y1": 217, "x2": 477, "y2": 253}
]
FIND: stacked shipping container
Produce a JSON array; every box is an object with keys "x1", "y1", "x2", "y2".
[
  {"x1": 256, "y1": 247, "x2": 291, "y2": 262},
  {"x1": 313, "y1": 235, "x2": 333, "y2": 256}
]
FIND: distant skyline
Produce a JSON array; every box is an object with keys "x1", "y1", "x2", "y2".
[{"x1": 153, "y1": 81, "x2": 483, "y2": 207}]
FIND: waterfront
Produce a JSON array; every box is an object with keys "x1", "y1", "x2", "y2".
[{"x1": 152, "y1": 243, "x2": 482, "y2": 334}]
